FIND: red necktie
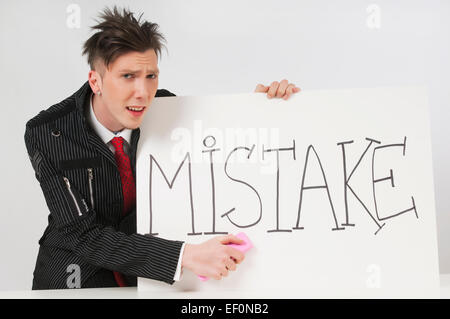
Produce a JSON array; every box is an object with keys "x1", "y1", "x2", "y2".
[{"x1": 110, "y1": 136, "x2": 136, "y2": 287}]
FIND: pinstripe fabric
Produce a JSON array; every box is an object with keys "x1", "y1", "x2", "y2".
[{"x1": 25, "y1": 81, "x2": 183, "y2": 290}]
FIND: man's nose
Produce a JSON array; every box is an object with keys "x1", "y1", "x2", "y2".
[{"x1": 133, "y1": 79, "x2": 148, "y2": 100}]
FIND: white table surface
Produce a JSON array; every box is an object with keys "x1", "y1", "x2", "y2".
[{"x1": 1, "y1": 274, "x2": 449, "y2": 299}]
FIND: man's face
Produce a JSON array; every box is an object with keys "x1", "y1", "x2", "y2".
[{"x1": 94, "y1": 49, "x2": 159, "y2": 131}]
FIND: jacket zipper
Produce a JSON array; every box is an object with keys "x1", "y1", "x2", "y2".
[
  {"x1": 87, "y1": 168, "x2": 94, "y2": 210},
  {"x1": 63, "y1": 177, "x2": 82, "y2": 216}
]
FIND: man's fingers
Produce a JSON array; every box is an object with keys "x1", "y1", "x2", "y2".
[
  {"x1": 225, "y1": 257, "x2": 236, "y2": 271},
  {"x1": 220, "y1": 234, "x2": 244, "y2": 245},
  {"x1": 221, "y1": 266, "x2": 229, "y2": 277},
  {"x1": 267, "y1": 81, "x2": 279, "y2": 98},
  {"x1": 276, "y1": 79, "x2": 289, "y2": 98},
  {"x1": 284, "y1": 84, "x2": 302, "y2": 100},
  {"x1": 227, "y1": 260, "x2": 237, "y2": 271},
  {"x1": 227, "y1": 246, "x2": 245, "y2": 264},
  {"x1": 283, "y1": 84, "x2": 295, "y2": 100},
  {"x1": 266, "y1": 80, "x2": 301, "y2": 99},
  {"x1": 254, "y1": 83, "x2": 269, "y2": 93}
]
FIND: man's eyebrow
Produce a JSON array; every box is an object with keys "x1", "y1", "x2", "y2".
[{"x1": 118, "y1": 69, "x2": 160, "y2": 74}]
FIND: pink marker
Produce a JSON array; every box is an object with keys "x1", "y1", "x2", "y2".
[{"x1": 198, "y1": 232, "x2": 253, "y2": 281}]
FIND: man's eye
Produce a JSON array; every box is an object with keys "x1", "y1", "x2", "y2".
[
  {"x1": 147, "y1": 74, "x2": 157, "y2": 79},
  {"x1": 123, "y1": 74, "x2": 133, "y2": 79}
]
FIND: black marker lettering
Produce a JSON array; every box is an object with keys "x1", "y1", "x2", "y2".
[
  {"x1": 203, "y1": 136, "x2": 228, "y2": 235},
  {"x1": 372, "y1": 136, "x2": 418, "y2": 221},
  {"x1": 221, "y1": 144, "x2": 263, "y2": 228},
  {"x1": 293, "y1": 145, "x2": 344, "y2": 231},
  {"x1": 149, "y1": 152, "x2": 201, "y2": 236},
  {"x1": 338, "y1": 138, "x2": 385, "y2": 234},
  {"x1": 263, "y1": 140, "x2": 296, "y2": 233}
]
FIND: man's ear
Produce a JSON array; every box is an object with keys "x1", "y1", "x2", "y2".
[{"x1": 88, "y1": 69, "x2": 103, "y2": 95}]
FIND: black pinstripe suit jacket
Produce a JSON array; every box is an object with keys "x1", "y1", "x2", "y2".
[{"x1": 24, "y1": 81, "x2": 184, "y2": 290}]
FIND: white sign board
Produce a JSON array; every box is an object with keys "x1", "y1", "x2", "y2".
[{"x1": 136, "y1": 87, "x2": 439, "y2": 298}]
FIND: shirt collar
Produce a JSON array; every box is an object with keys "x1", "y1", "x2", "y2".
[{"x1": 87, "y1": 93, "x2": 132, "y2": 145}]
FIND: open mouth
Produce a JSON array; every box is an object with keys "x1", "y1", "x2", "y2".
[{"x1": 126, "y1": 106, "x2": 146, "y2": 115}]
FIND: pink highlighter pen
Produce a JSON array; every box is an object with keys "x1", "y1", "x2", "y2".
[{"x1": 198, "y1": 232, "x2": 253, "y2": 281}]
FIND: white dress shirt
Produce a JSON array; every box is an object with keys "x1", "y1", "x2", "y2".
[{"x1": 87, "y1": 93, "x2": 185, "y2": 281}]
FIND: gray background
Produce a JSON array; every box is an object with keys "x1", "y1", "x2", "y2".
[{"x1": 0, "y1": 0, "x2": 448, "y2": 291}]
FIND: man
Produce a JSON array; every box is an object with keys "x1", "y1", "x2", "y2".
[{"x1": 24, "y1": 6, "x2": 301, "y2": 289}]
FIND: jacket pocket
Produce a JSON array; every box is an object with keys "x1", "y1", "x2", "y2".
[
  {"x1": 59, "y1": 157, "x2": 102, "y2": 170},
  {"x1": 87, "y1": 168, "x2": 94, "y2": 210},
  {"x1": 60, "y1": 165, "x2": 96, "y2": 212},
  {"x1": 62, "y1": 176, "x2": 89, "y2": 217},
  {"x1": 40, "y1": 173, "x2": 91, "y2": 228}
]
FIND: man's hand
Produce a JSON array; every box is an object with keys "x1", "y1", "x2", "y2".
[
  {"x1": 181, "y1": 234, "x2": 245, "y2": 280},
  {"x1": 255, "y1": 79, "x2": 301, "y2": 100}
]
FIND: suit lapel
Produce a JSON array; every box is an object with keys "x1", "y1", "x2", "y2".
[
  {"x1": 74, "y1": 81, "x2": 118, "y2": 168},
  {"x1": 129, "y1": 128, "x2": 140, "y2": 178},
  {"x1": 87, "y1": 128, "x2": 117, "y2": 167}
]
